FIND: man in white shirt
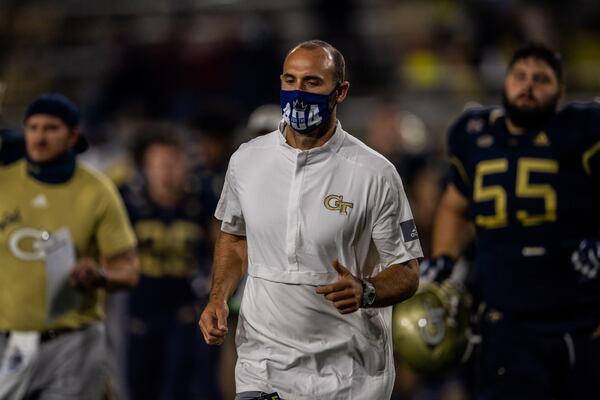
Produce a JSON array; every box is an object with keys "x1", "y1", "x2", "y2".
[{"x1": 199, "y1": 40, "x2": 422, "y2": 400}]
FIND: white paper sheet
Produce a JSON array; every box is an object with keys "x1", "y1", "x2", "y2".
[{"x1": 43, "y1": 227, "x2": 81, "y2": 322}]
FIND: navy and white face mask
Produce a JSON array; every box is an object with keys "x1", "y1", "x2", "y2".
[{"x1": 280, "y1": 85, "x2": 339, "y2": 134}]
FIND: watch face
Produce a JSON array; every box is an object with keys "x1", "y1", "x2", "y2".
[
  {"x1": 363, "y1": 280, "x2": 376, "y2": 306},
  {"x1": 367, "y1": 289, "x2": 376, "y2": 304}
]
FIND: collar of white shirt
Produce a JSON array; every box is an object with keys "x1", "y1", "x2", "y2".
[{"x1": 276, "y1": 120, "x2": 346, "y2": 159}]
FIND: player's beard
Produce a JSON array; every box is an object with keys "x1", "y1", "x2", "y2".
[{"x1": 502, "y1": 91, "x2": 560, "y2": 131}]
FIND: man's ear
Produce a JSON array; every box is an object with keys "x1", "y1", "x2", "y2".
[
  {"x1": 336, "y1": 81, "x2": 350, "y2": 103},
  {"x1": 69, "y1": 127, "x2": 81, "y2": 148}
]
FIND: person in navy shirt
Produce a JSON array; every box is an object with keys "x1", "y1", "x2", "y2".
[
  {"x1": 423, "y1": 43, "x2": 600, "y2": 399},
  {"x1": 119, "y1": 126, "x2": 220, "y2": 400}
]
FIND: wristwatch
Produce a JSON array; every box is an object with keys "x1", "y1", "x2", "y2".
[{"x1": 361, "y1": 279, "x2": 376, "y2": 307}]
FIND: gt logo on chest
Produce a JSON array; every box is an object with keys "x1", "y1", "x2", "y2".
[{"x1": 323, "y1": 194, "x2": 354, "y2": 216}]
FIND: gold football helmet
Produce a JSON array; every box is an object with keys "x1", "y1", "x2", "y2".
[{"x1": 392, "y1": 281, "x2": 474, "y2": 375}]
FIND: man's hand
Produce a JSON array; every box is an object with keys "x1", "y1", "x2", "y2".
[
  {"x1": 571, "y1": 239, "x2": 600, "y2": 281},
  {"x1": 420, "y1": 255, "x2": 455, "y2": 283},
  {"x1": 199, "y1": 299, "x2": 229, "y2": 345},
  {"x1": 70, "y1": 257, "x2": 107, "y2": 290},
  {"x1": 316, "y1": 259, "x2": 363, "y2": 314}
]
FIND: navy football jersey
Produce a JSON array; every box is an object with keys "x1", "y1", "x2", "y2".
[
  {"x1": 119, "y1": 173, "x2": 217, "y2": 315},
  {"x1": 448, "y1": 102, "x2": 600, "y2": 323}
]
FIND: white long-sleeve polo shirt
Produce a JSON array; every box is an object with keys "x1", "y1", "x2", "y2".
[{"x1": 216, "y1": 121, "x2": 422, "y2": 284}]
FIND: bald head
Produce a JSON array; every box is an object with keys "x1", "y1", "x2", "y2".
[{"x1": 287, "y1": 40, "x2": 346, "y2": 83}]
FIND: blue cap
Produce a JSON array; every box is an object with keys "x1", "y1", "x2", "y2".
[{"x1": 24, "y1": 93, "x2": 88, "y2": 152}]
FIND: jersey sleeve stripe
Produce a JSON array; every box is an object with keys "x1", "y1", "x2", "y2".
[
  {"x1": 582, "y1": 140, "x2": 600, "y2": 175},
  {"x1": 450, "y1": 156, "x2": 470, "y2": 187}
]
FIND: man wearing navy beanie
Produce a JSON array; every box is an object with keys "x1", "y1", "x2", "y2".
[
  {"x1": 0, "y1": 93, "x2": 139, "y2": 399},
  {"x1": 24, "y1": 93, "x2": 88, "y2": 157}
]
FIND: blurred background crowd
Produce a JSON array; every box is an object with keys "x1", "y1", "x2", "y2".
[{"x1": 1, "y1": 0, "x2": 600, "y2": 399}]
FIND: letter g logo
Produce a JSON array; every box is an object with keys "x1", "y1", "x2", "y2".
[{"x1": 8, "y1": 227, "x2": 49, "y2": 261}]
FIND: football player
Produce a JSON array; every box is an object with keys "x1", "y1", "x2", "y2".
[
  {"x1": 423, "y1": 43, "x2": 600, "y2": 399},
  {"x1": 119, "y1": 126, "x2": 220, "y2": 400}
]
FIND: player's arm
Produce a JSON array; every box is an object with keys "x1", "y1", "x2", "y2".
[
  {"x1": 570, "y1": 104, "x2": 600, "y2": 280},
  {"x1": 419, "y1": 183, "x2": 474, "y2": 283},
  {"x1": 420, "y1": 109, "x2": 476, "y2": 282},
  {"x1": 199, "y1": 230, "x2": 247, "y2": 345},
  {"x1": 70, "y1": 248, "x2": 140, "y2": 292},
  {"x1": 432, "y1": 183, "x2": 474, "y2": 259}
]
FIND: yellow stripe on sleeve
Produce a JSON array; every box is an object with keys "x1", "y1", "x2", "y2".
[
  {"x1": 450, "y1": 156, "x2": 470, "y2": 187},
  {"x1": 582, "y1": 141, "x2": 600, "y2": 175}
]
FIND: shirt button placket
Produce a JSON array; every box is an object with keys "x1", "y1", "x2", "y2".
[{"x1": 286, "y1": 151, "x2": 306, "y2": 271}]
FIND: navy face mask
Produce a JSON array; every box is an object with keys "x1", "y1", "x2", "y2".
[{"x1": 280, "y1": 85, "x2": 339, "y2": 134}]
